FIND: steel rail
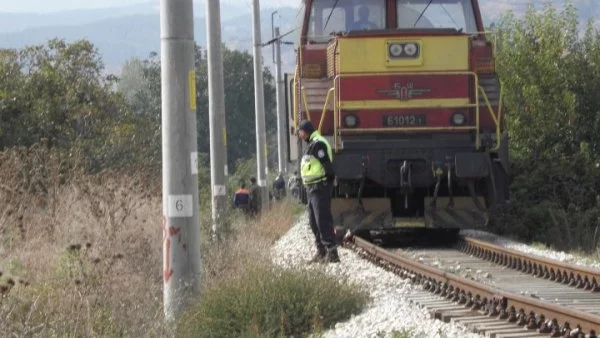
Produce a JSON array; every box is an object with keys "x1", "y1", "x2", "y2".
[
  {"x1": 459, "y1": 237, "x2": 600, "y2": 292},
  {"x1": 350, "y1": 236, "x2": 600, "y2": 335}
]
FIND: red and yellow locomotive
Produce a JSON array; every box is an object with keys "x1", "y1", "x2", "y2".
[{"x1": 287, "y1": 0, "x2": 508, "y2": 232}]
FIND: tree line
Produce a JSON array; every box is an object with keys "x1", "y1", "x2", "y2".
[{"x1": 0, "y1": 39, "x2": 278, "y2": 174}]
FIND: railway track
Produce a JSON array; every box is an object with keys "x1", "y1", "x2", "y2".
[{"x1": 346, "y1": 232, "x2": 600, "y2": 338}]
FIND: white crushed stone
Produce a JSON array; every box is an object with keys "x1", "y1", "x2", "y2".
[
  {"x1": 271, "y1": 214, "x2": 480, "y2": 338},
  {"x1": 271, "y1": 214, "x2": 600, "y2": 337},
  {"x1": 461, "y1": 229, "x2": 600, "y2": 272}
]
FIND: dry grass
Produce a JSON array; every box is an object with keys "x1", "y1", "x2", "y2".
[
  {"x1": 0, "y1": 146, "x2": 165, "y2": 336},
  {"x1": 198, "y1": 200, "x2": 302, "y2": 291},
  {"x1": 0, "y1": 145, "x2": 306, "y2": 336}
]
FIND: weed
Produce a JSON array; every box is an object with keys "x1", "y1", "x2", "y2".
[{"x1": 177, "y1": 266, "x2": 369, "y2": 337}]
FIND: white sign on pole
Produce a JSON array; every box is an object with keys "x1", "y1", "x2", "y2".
[{"x1": 167, "y1": 195, "x2": 194, "y2": 218}]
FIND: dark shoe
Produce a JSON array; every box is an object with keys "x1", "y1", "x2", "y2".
[
  {"x1": 308, "y1": 250, "x2": 326, "y2": 264},
  {"x1": 324, "y1": 248, "x2": 340, "y2": 263}
]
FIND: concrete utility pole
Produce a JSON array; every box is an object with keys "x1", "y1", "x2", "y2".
[
  {"x1": 274, "y1": 27, "x2": 287, "y2": 176},
  {"x1": 206, "y1": 0, "x2": 228, "y2": 236},
  {"x1": 251, "y1": 0, "x2": 269, "y2": 210},
  {"x1": 160, "y1": 0, "x2": 201, "y2": 320}
]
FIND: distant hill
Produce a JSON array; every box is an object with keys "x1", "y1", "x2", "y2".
[
  {"x1": 0, "y1": 14, "x2": 166, "y2": 72},
  {"x1": 0, "y1": 6, "x2": 299, "y2": 74},
  {"x1": 0, "y1": 2, "x2": 156, "y2": 34},
  {"x1": 0, "y1": 0, "x2": 597, "y2": 74},
  {"x1": 0, "y1": 1, "x2": 253, "y2": 34}
]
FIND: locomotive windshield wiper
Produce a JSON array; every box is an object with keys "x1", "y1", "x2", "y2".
[
  {"x1": 413, "y1": 0, "x2": 435, "y2": 27},
  {"x1": 323, "y1": 0, "x2": 340, "y2": 33}
]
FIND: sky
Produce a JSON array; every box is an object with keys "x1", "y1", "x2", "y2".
[{"x1": 0, "y1": 0, "x2": 298, "y2": 13}]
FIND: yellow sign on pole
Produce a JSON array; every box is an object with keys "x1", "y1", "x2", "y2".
[{"x1": 189, "y1": 71, "x2": 197, "y2": 110}]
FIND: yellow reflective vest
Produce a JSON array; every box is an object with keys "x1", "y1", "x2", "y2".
[{"x1": 300, "y1": 131, "x2": 333, "y2": 185}]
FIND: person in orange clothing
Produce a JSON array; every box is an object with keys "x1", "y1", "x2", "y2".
[{"x1": 232, "y1": 182, "x2": 250, "y2": 216}]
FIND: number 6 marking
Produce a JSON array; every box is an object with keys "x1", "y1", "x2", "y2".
[{"x1": 167, "y1": 195, "x2": 193, "y2": 217}]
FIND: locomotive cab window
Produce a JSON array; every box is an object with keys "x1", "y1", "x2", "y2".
[
  {"x1": 396, "y1": 0, "x2": 477, "y2": 32},
  {"x1": 307, "y1": 0, "x2": 386, "y2": 43}
]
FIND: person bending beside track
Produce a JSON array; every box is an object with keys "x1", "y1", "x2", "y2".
[{"x1": 298, "y1": 120, "x2": 340, "y2": 263}]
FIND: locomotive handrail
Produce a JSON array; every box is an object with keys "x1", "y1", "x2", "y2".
[
  {"x1": 318, "y1": 88, "x2": 335, "y2": 133},
  {"x1": 300, "y1": 87, "x2": 313, "y2": 123},
  {"x1": 333, "y1": 71, "x2": 482, "y2": 148},
  {"x1": 334, "y1": 87, "x2": 339, "y2": 151},
  {"x1": 329, "y1": 71, "x2": 501, "y2": 151},
  {"x1": 338, "y1": 126, "x2": 476, "y2": 132},
  {"x1": 339, "y1": 101, "x2": 477, "y2": 110},
  {"x1": 477, "y1": 85, "x2": 503, "y2": 151}
]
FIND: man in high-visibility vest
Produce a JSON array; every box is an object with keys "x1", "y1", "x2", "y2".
[{"x1": 298, "y1": 120, "x2": 340, "y2": 263}]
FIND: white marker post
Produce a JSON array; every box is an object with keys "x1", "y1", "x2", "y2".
[{"x1": 160, "y1": 0, "x2": 201, "y2": 320}]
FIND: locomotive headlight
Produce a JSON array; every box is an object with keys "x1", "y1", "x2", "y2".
[
  {"x1": 343, "y1": 114, "x2": 359, "y2": 128},
  {"x1": 404, "y1": 43, "x2": 418, "y2": 56},
  {"x1": 452, "y1": 112, "x2": 466, "y2": 125},
  {"x1": 389, "y1": 44, "x2": 404, "y2": 57}
]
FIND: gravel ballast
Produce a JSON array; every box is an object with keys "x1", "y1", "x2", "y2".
[
  {"x1": 271, "y1": 214, "x2": 480, "y2": 338},
  {"x1": 271, "y1": 214, "x2": 600, "y2": 337}
]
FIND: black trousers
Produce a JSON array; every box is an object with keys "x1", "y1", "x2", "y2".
[{"x1": 307, "y1": 181, "x2": 337, "y2": 251}]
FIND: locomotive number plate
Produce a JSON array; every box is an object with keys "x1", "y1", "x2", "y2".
[{"x1": 383, "y1": 114, "x2": 427, "y2": 127}]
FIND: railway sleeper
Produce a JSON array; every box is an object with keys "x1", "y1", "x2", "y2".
[
  {"x1": 456, "y1": 238, "x2": 600, "y2": 294},
  {"x1": 346, "y1": 238, "x2": 600, "y2": 338}
]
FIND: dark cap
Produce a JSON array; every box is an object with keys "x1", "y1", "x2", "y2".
[{"x1": 298, "y1": 120, "x2": 315, "y2": 135}]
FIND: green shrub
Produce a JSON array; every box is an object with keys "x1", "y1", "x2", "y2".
[
  {"x1": 491, "y1": 1, "x2": 600, "y2": 253},
  {"x1": 177, "y1": 267, "x2": 369, "y2": 338},
  {"x1": 492, "y1": 152, "x2": 600, "y2": 252}
]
